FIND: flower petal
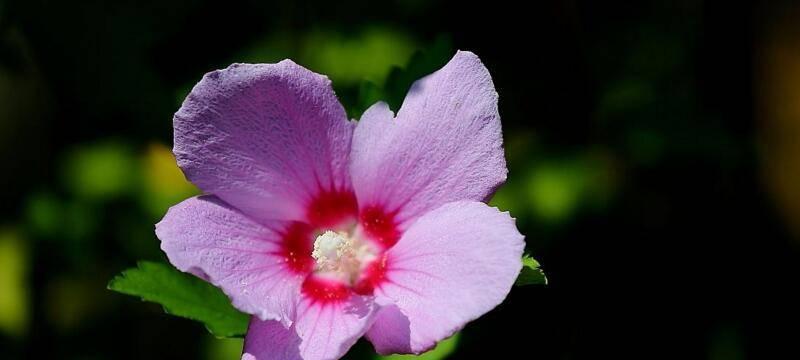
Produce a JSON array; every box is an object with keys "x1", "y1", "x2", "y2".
[
  {"x1": 367, "y1": 201, "x2": 524, "y2": 354},
  {"x1": 350, "y1": 51, "x2": 506, "y2": 229},
  {"x1": 174, "y1": 61, "x2": 354, "y2": 223},
  {"x1": 243, "y1": 296, "x2": 378, "y2": 360},
  {"x1": 242, "y1": 319, "x2": 302, "y2": 360},
  {"x1": 364, "y1": 304, "x2": 411, "y2": 354},
  {"x1": 156, "y1": 195, "x2": 304, "y2": 325}
]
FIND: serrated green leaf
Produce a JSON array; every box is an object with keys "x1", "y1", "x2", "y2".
[
  {"x1": 515, "y1": 255, "x2": 548, "y2": 286},
  {"x1": 108, "y1": 261, "x2": 248, "y2": 338},
  {"x1": 376, "y1": 333, "x2": 460, "y2": 360}
]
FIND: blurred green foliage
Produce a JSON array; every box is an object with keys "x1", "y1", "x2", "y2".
[
  {"x1": 708, "y1": 324, "x2": 745, "y2": 360},
  {"x1": 62, "y1": 142, "x2": 137, "y2": 200},
  {"x1": 207, "y1": 337, "x2": 245, "y2": 360},
  {"x1": 239, "y1": 27, "x2": 417, "y2": 87},
  {"x1": 303, "y1": 28, "x2": 416, "y2": 86},
  {"x1": 45, "y1": 274, "x2": 111, "y2": 333},
  {"x1": 491, "y1": 150, "x2": 617, "y2": 225},
  {"x1": 25, "y1": 192, "x2": 96, "y2": 241},
  {"x1": 0, "y1": 0, "x2": 786, "y2": 359},
  {"x1": 377, "y1": 334, "x2": 459, "y2": 360},
  {"x1": 139, "y1": 143, "x2": 199, "y2": 218},
  {"x1": 0, "y1": 227, "x2": 28, "y2": 337}
]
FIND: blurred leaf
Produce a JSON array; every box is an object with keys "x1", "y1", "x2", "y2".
[
  {"x1": 708, "y1": 324, "x2": 744, "y2": 360},
  {"x1": 206, "y1": 336, "x2": 244, "y2": 360},
  {"x1": 377, "y1": 333, "x2": 460, "y2": 360},
  {"x1": 24, "y1": 191, "x2": 62, "y2": 237},
  {"x1": 525, "y1": 152, "x2": 619, "y2": 224},
  {"x1": 139, "y1": 142, "x2": 198, "y2": 218},
  {"x1": 46, "y1": 276, "x2": 109, "y2": 332},
  {"x1": 239, "y1": 27, "x2": 417, "y2": 88},
  {"x1": 526, "y1": 163, "x2": 584, "y2": 222},
  {"x1": 626, "y1": 129, "x2": 665, "y2": 165},
  {"x1": 596, "y1": 79, "x2": 655, "y2": 120},
  {"x1": 515, "y1": 255, "x2": 547, "y2": 286},
  {"x1": 303, "y1": 27, "x2": 417, "y2": 86},
  {"x1": 0, "y1": 227, "x2": 29, "y2": 337},
  {"x1": 62, "y1": 141, "x2": 136, "y2": 200},
  {"x1": 61, "y1": 200, "x2": 98, "y2": 242},
  {"x1": 489, "y1": 183, "x2": 530, "y2": 221},
  {"x1": 24, "y1": 192, "x2": 98, "y2": 268},
  {"x1": 114, "y1": 215, "x2": 163, "y2": 260},
  {"x1": 108, "y1": 261, "x2": 248, "y2": 338},
  {"x1": 24, "y1": 192, "x2": 97, "y2": 241}
]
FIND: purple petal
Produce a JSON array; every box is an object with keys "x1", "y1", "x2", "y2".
[
  {"x1": 350, "y1": 51, "x2": 506, "y2": 229},
  {"x1": 156, "y1": 195, "x2": 304, "y2": 324},
  {"x1": 242, "y1": 319, "x2": 302, "y2": 360},
  {"x1": 364, "y1": 304, "x2": 410, "y2": 354},
  {"x1": 243, "y1": 296, "x2": 378, "y2": 360},
  {"x1": 368, "y1": 201, "x2": 524, "y2": 354},
  {"x1": 174, "y1": 61, "x2": 354, "y2": 223}
]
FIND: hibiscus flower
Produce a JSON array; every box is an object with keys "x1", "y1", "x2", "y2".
[{"x1": 156, "y1": 51, "x2": 525, "y2": 360}]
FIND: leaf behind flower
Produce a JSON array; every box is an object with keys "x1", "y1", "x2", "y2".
[
  {"x1": 515, "y1": 255, "x2": 548, "y2": 286},
  {"x1": 108, "y1": 261, "x2": 249, "y2": 338}
]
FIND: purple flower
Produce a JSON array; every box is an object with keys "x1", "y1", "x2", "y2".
[{"x1": 156, "y1": 51, "x2": 525, "y2": 360}]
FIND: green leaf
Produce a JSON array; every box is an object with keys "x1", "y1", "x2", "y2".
[
  {"x1": 352, "y1": 80, "x2": 386, "y2": 119},
  {"x1": 382, "y1": 35, "x2": 453, "y2": 111},
  {"x1": 376, "y1": 333, "x2": 460, "y2": 360},
  {"x1": 108, "y1": 261, "x2": 249, "y2": 338},
  {"x1": 515, "y1": 255, "x2": 548, "y2": 286},
  {"x1": 351, "y1": 35, "x2": 453, "y2": 120}
]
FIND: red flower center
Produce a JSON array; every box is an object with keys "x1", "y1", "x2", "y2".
[{"x1": 275, "y1": 189, "x2": 399, "y2": 303}]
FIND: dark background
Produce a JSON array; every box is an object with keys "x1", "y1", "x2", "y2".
[{"x1": 2, "y1": 0, "x2": 799, "y2": 358}]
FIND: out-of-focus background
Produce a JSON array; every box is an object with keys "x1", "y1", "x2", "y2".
[{"x1": 1, "y1": 0, "x2": 799, "y2": 358}]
